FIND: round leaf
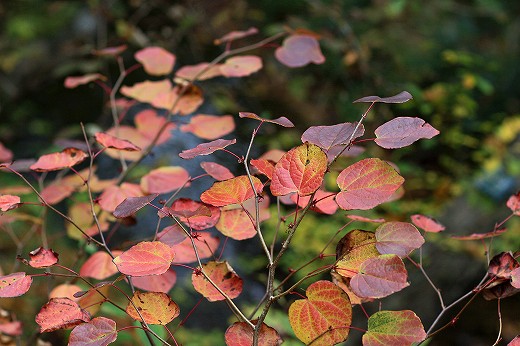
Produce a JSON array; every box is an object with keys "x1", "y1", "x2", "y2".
[
  {"x1": 113, "y1": 241, "x2": 175, "y2": 277},
  {"x1": 362, "y1": 310, "x2": 426, "y2": 346},
  {"x1": 140, "y1": 166, "x2": 190, "y2": 194},
  {"x1": 180, "y1": 114, "x2": 235, "y2": 140},
  {"x1": 126, "y1": 291, "x2": 180, "y2": 325},
  {"x1": 135, "y1": 47, "x2": 176, "y2": 76},
  {"x1": 375, "y1": 222, "x2": 424, "y2": 257},
  {"x1": 374, "y1": 117, "x2": 440, "y2": 149},
  {"x1": 275, "y1": 35, "x2": 325, "y2": 68},
  {"x1": 220, "y1": 55, "x2": 262, "y2": 77}
]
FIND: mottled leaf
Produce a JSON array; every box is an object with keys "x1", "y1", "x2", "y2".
[
  {"x1": 179, "y1": 139, "x2": 236, "y2": 159},
  {"x1": 353, "y1": 91, "x2": 413, "y2": 104},
  {"x1": 180, "y1": 114, "x2": 235, "y2": 140},
  {"x1": 375, "y1": 222, "x2": 424, "y2": 257},
  {"x1": 113, "y1": 241, "x2": 175, "y2": 276},
  {"x1": 363, "y1": 310, "x2": 426, "y2": 346},
  {"x1": 336, "y1": 230, "x2": 380, "y2": 279},
  {"x1": 301, "y1": 122, "x2": 364, "y2": 151},
  {"x1": 374, "y1": 117, "x2": 440, "y2": 149},
  {"x1": 270, "y1": 143, "x2": 327, "y2": 197},
  {"x1": 220, "y1": 55, "x2": 262, "y2": 77},
  {"x1": 289, "y1": 280, "x2": 352, "y2": 345},
  {"x1": 336, "y1": 158, "x2": 404, "y2": 210},
  {"x1": 135, "y1": 46, "x2": 176, "y2": 76},
  {"x1": 275, "y1": 35, "x2": 325, "y2": 68},
  {"x1": 140, "y1": 166, "x2": 190, "y2": 194},
  {"x1": 69, "y1": 317, "x2": 117, "y2": 346},
  {"x1": 331, "y1": 270, "x2": 373, "y2": 305},
  {"x1": 28, "y1": 247, "x2": 59, "y2": 268},
  {"x1": 410, "y1": 214, "x2": 445, "y2": 233},
  {"x1": 30, "y1": 148, "x2": 88, "y2": 172},
  {"x1": 0, "y1": 272, "x2": 32, "y2": 297},
  {"x1": 225, "y1": 321, "x2": 282, "y2": 346},
  {"x1": 192, "y1": 261, "x2": 243, "y2": 301},
  {"x1": 238, "y1": 112, "x2": 294, "y2": 127},
  {"x1": 126, "y1": 291, "x2": 179, "y2": 325},
  {"x1": 201, "y1": 175, "x2": 263, "y2": 207},
  {"x1": 36, "y1": 298, "x2": 90, "y2": 332},
  {"x1": 200, "y1": 161, "x2": 234, "y2": 181}
]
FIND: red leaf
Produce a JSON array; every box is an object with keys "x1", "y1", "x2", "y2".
[
  {"x1": 410, "y1": 214, "x2": 445, "y2": 233},
  {"x1": 0, "y1": 195, "x2": 20, "y2": 212},
  {"x1": 0, "y1": 141, "x2": 13, "y2": 162},
  {"x1": 487, "y1": 252, "x2": 519, "y2": 280},
  {"x1": 126, "y1": 291, "x2": 180, "y2": 325},
  {"x1": 250, "y1": 159, "x2": 275, "y2": 180},
  {"x1": 214, "y1": 27, "x2": 258, "y2": 45},
  {"x1": 200, "y1": 161, "x2": 234, "y2": 181},
  {"x1": 167, "y1": 198, "x2": 220, "y2": 230},
  {"x1": 270, "y1": 143, "x2": 327, "y2": 197},
  {"x1": 225, "y1": 321, "x2": 282, "y2": 346},
  {"x1": 113, "y1": 241, "x2": 175, "y2": 276},
  {"x1": 374, "y1": 117, "x2": 440, "y2": 149},
  {"x1": 220, "y1": 55, "x2": 262, "y2": 77},
  {"x1": 363, "y1": 310, "x2": 427, "y2": 346},
  {"x1": 288, "y1": 280, "x2": 352, "y2": 345},
  {"x1": 79, "y1": 251, "x2": 122, "y2": 280},
  {"x1": 132, "y1": 270, "x2": 177, "y2": 293},
  {"x1": 375, "y1": 222, "x2": 424, "y2": 257},
  {"x1": 507, "y1": 191, "x2": 520, "y2": 215},
  {"x1": 35, "y1": 298, "x2": 90, "y2": 332},
  {"x1": 94, "y1": 132, "x2": 141, "y2": 151},
  {"x1": 98, "y1": 183, "x2": 143, "y2": 213},
  {"x1": 113, "y1": 194, "x2": 159, "y2": 218},
  {"x1": 140, "y1": 166, "x2": 190, "y2": 194},
  {"x1": 179, "y1": 139, "x2": 236, "y2": 159},
  {"x1": 336, "y1": 158, "x2": 404, "y2": 210},
  {"x1": 353, "y1": 91, "x2": 413, "y2": 104},
  {"x1": 275, "y1": 35, "x2": 325, "y2": 68},
  {"x1": 0, "y1": 272, "x2": 32, "y2": 297},
  {"x1": 135, "y1": 47, "x2": 176, "y2": 76},
  {"x1": 64, "y1": 74, "x2": 106, "y2": 89},
  {"x1": 350, "y1": 254, "x2": 409, "y2": 299},
  {"x1": 238, "y1": 112, "x2": 294, "y2": 127},
  {"x1": 201, "y1": 175, "x2": 263, "y2": 207},
  {"x1": 301, "y1": 122, "x2": 364, "y2": 151},
  {"x1": 69, "y1": 317, "x2": 117, "y2": 346},
  {"x1": 180, "y1": 114, "x2": 235, "y2": 140},
  {"x1": 28, "y1": 247, "x2": 59, "y2": 268},
  {"x1": 192, "y1": 261, "x2": 243, "y2": 301},
  {"x1": 175, "y1": 62, "x2": 224, "y2": 81},
  {"x1": 169, "y1": 231, "x2": 220, "y2": 263},
  {"x1": 30, "y1": 148, "x2": 88, "y2": 172}
]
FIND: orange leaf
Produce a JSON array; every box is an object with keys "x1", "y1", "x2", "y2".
[
  {"x1": 192, "y1": 261, "x2": 243, "y2": 301},
  {"x1": 126, "y1": 291, "x2": 179, "y2": 325},
  {"x1": 120, "y1": 79, "x2": 172, "y2": 104},
  {"x1": 250, "y1": 158, "x2": 275, "y2": 180},
  {"x1": 216, "y1": 196, "x2": 270, "y2": 240},
  {"x1": 35, "y1": 298, "x2": 90, "y2": 332},
  {"x1": 225, "y1": 321, "x2": 282, "y2": 346},
  {"x1": 270, "y1": 143, "x2": 327, "y2": 196},
  {"x1": 49, "y1": 283, "x2": 82, "y2": 302},
  {"x1": 113, "y1": 241, "x2": 175, "y2": 276},
  {"x1": 288, "y1": 280, "x2": 352, "y2": 345},
  {"x1": 140, "y1": 166, "x2": 190, "y2": 194},
  {"x1": 80, "y1": 251, "x2": 122, "y2": 280},
  {"x1": 151, "y1": 85, "x2": 204, "y2": 115},
  {"x1": 201, "y1": 175, "x2": 263, "y2": 207},
  {"x1": 30, "y1": 148, "x2": 88, "y2": 172},
  {"x1": 167, "y1": 198, "x2": 220, "y2": 231},
  {"x1": 135, "y1": 47, "x2": 176, "y2": 76},
  {"x1": 180, "y1": 114, "x2": 235, "y2": 140}
]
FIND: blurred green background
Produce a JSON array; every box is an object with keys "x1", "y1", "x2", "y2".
[{"x1": 1, "y1": 0, "x2": 519, "y2": 345}]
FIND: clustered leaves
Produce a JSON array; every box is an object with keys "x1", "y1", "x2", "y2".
[{"x1": 0, "y1": 24, "x2": 518, "y2": 346}]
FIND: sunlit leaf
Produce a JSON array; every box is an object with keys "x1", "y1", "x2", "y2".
[
  {"x1": 374, "y1": 117, "x2": 440, "y2": 149},
  {"x1": 180, "y1": 114, "x2": 235, "y2": 140},
  {"x1": 353, "y1": 91, "x2": 413, "y2": 104},
  {"x1": 94, "y1": 132, "x2": 141, "y2": 151},
  {"x1": 250, "y1": 158, "x2": 275, "y2": 180},
  {"x1": 220, "y1": 55, "x2": 262, "y2": 77},
  {"x1": 80, "y1": 251, "x2": 122, "y2": 280},
  {"x1": 179, "y1": 138, "x2": 236, "y2": 159},
  {"x1": 120, "y1": 79, "x2": 172, "y2": 105},
  {"x1": 363, "y1": 310, "x2": 426, "y2": 346},
  {"x1": 288, "y1": 280, "x2": 352, "y2": 345},
  {"x1": 225, "y1": 321, "x2": 282, "y2": 346},
  {"x1": 214, "y1": 27, "x2": 258, "y2": 45},
  {"x1": 301, "y1": 122, "x2": 364, "y2": 151},
  {"x1": 238, "y1": 112, "x2": 294, "y2": 127},
  {"x1": 169, "y1": 231, "x2": 220, "y2": 263},
  {"x1": 200, "y1": 161, "x2": 234, "y2": 181},
  {"x1": 151, "y1": 84, "x2": 204, "y2": 115},
  {"x1": 35, "y1": 298, "x2": 90, "y2": 332},
  {"x1": 113, "y1": 194, "x2": 159, "y2": 218},
  {"x1": 126, "y1": 291, "x2": 180, "y2": 325},
  {"x1": 69, "y1": 317, "x2": 117, "y2": 346},
  {"x1": 77, "y1": 286, "x2": 109, "y2": 317},
  {"x1": 270, "y1": 143, "x2": 327, "y2": 197},
  {"x1": 98, "y1": 183, "x2": 143, "y2": 213},
  {"x1": 0, "y1": 195, "x2": 20, "y2": 212},
  {"x1": 192, "y1": 261, "x2": 243, "y2": 301},
  {"x1": 64, "y1": 74, "x2": 106, "y2": 89},
  {"x1": 201, "y1": 175, "x2": 263, "y2": 207},
  {"x1": 140, "y1": 166, "x2": 190, "y2": 194},
  {"x1": 275, "y1": 35, "x2": 325, "y2": 68},
  {"x1": 216, "y1": 196, "x2": 270, "y2": 240},
  {"x1": 30, "y1": 148, "x2": 88, "y2": 172},
  {"x1": 336, "y1": 158, "x2": 404, "y2": 210},
  {"x1": 175, "y1": 62, "x2": 223, "y2": 81},
  {"x1": 113, "y1": 241, "x2": 175, "y2": 276},
  {"x1": 132, "y1": 270, "x2": 177, "y2": 293},
  {"x1": 336, "y1": 230, "x2": 380, "y2": 279},
  {"x1": 410, "y1": 214, "x2": 445, "y2": 233},
  {"x1": 350, "y1": 254, "x2": 409, "y2": 299},
  {"x1": 375, "y1": 222, "x2": 424, "y2": 257},
  {"x1": 0, "y1": 272, "x2": 32, "y2": 297},
  {"x1": 135, "y1": 46, "x2": 176, "y2": 76},
  {"x1": 28, "y1": 247, "x2": 59, "y2": 268}
]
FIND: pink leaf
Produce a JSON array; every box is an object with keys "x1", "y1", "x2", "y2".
[
  {"x1": 220, "y1": 56, "x2": 262, "y2": 77},
  {"x1": 225, "y1": 321, "x2": 282, "y2": 346},
  {"x1": 135, "y1": 47, "x2": 176, "y2": 76},
  {"x1": 132, "y1": 270, "x2": 177, "y2": 293},
  {"x1": 180, "y1": 114, "x2": 235, "y2": 140},
  {"x1": 451, "y1": 228, "x2": 507, "y2": 240},
  {"x1": 0, "y1": 320, "x2": 22, "y2": 336},
  {"x1": 28, "y1": 247, "x2": 59, "y2": 268},
  {"x1": 169, "y1": 232, "x2": 220, "y2": 263},
  {"x1": 290, "y1": 190, "x2": 338, "y2": 215},
  {"x1": 275, "y1": 35, "x2": 325, "y2": 68},
  {"x1": 0, "y1": 272, "x2": 32, "y2": 297},
  {"x1": 201, "y1": 175, "x2": 263, "y2": 207},
  {"x1": 375, "y1": 222, "x2": 424, "y2": 257},
  {"x1": 30, "y1": 148, "x2": 88, "y2": 172},
  {"x1": 410, "y1": 214, "x2": 445, "y2": 233},
  {"x1": 64, "y1": 74, "x2": 106, "y2": 89},
  {"x1": 507, "y1": 192, "x2": 520, "y2": 215},
  {"x1": 36, "y1": 298, "x2": 90, "y2": 332},
  {"x1": 140, "y1": 166, "x2": 190, "y2": 194},
  {"x1": 214, "y1": 27, "x2": 258, "y2": 45},
  {"x1": 80, "y1": 251, "x2": 122, "y2": 280},
  {"x1": 113, "y1": 241, "x2": 175, "y2": 276},
  {"x1": 374, "y1": 117, "x2": 440, "y2": 149},
  {"x1": 167, "y1": 198, "x2": 220, "y2": 230},
  {"x1": 301, "y1": 122, "x2": 364, "y2": 151},
  {"x1": 40, "y1": 183, "x2": 75, "y2": 205},
  {"x1": 156, "y1": 224, "x2": 187, "y2": 246},
  {"x1": 0, "y1": 195, "x2": 21, "y2": 212},
  {"x1": 511, "y1": 268, "x2": 520, "y2": 289},
  {"x1": 350, "y1": 254, "x2": 409, "y2": 299},
  {"x1": 69, "y1": 317, "x2": 117, "y2": 346},
  {"x1": 336, "y1": 158, "x2": 404, "y2": 210},
  {"x1": 175, "y1": 62, "x2": 224, "y2": 81},
  {"x1": 98, "y1": 183, "x2": 143, "y2": 213},
  {"x1": 94, "y1": 132, "x2": 141, "y2": 151},
  {"x1": 179, "y1": 139, "x2": 236, "y2": 159},
  {"x1": 92, "y1": 45, "x2": 127, "y2": 57},
  {"x1": 200, "y1": 161, "x2": 234, "y2": 181},
  {"x1": 113, "y1": 194, "x2": 159, "y2": 218},
  {"x1": 238, "y1": 112, "x2": 294, "y2": 127},
  {"x1": 353, "y1": 91, "x2": 413, "y2": 104},
  {"x1": 346, "y1": 214, "x2": 386, "y2": 223}
]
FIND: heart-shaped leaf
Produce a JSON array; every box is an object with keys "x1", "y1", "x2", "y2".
[
  {"x1": 216, "y1": 196, "x2": 270, "y2": 240},
  {"x1": 113, "y1": 241, "x2": 175, "y2": 276},
  {"x1": 69, "y1": 317, "x2": 117, "y2": 346},
  {"x1": 239, "y1": 112, "x2": 294, "y2": 127},
  {"x1": 225, "y1": 321, "x2": 282, "y2": 346},
  {"x1": 0, "y1": 272, "x2": 32, "y2": 297},
  {"x1": 374, "y1": 117, "x2": 439, "y2": 149},
  {"x1": 270, "y1": 143, "x2": 327, "y2": 197},
  {"x1": 201, "y1": 175, "x2": 263, "y2": 207},
  {"x1": 301, "y1": 122, "x2": 364, "y2": 151},
  {"x1": 363, "y1": 310, "x2": 426, "y2": 346},
  {"x1": 126, "y1": 291, "x2": 180, "y2": 325},
  {"x1": 275, "y1": 35, "x2": 325, "y2": 68},
  {"x1": 192, "y1": 261, "x2": 243, "y2": 301},
  {"x1": 179, "y1": 139, "x2": 237, "y2": 159},
  {"x1": 336, "y1": 230, "x2": 380, "y2": 279},
  {"x1": 36, "y1": 298, "x2": 90, "y2": 332},
  {"x1": 288, "y1": 280, "x2": 352, "y2": 345},
  {"x1": 180, "y1": 114, "x2": 235, "y2": 140},
  {"x1": 350, "y1": 254, "x2": 409, "y2": 299},
  {"x1": 30, "y1": 148, "x2": 88, "y2": 172},
  {"x1": 336, "y1": 158, "x2": 404, "y2": 210},
  {"x1": 375, "y1": 222, "x2": 424, "y2": 257},
  {"x1": 353, "y1": 91, "x2": 412, "y2": 104},
  {"x1": 410, "y1": 214, "x2": 445, "y2": 233},
  {"x1": 135, "y1": 47, "x2": 176, "y2": 76},
  {"x1": 140, "y1": 166, "x2": 190, "y2": 194},
  {"x1": 113, "y1": 194, "x2": 159, "y2": 218}
]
